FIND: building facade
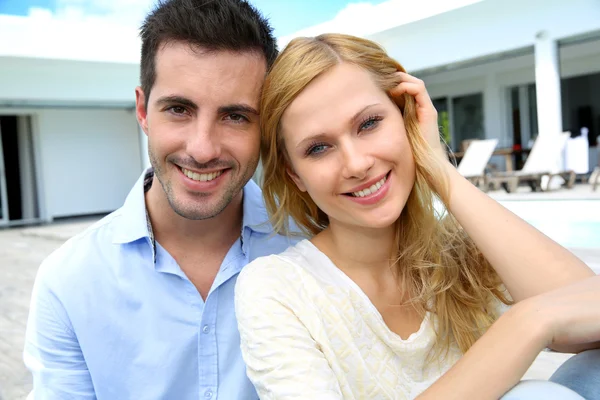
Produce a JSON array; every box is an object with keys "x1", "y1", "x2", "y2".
[
  {"x1": 2, "y1": 0, "x2": 599, "y2": 226},
  {"x1": 0, "y1": 14, "x2": 147, "y2": 227},
  {"x1": 367, "y1": 0, "x2": 600, "y2": 171}
]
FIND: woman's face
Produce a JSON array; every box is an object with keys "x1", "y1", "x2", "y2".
[{"x1": 280, "y1": 62, "x2": 416, "y2": 231}]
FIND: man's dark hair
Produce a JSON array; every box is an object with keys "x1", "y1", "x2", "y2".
[{"x1": 139, "y1": 0, "x2": 278, "y2": 105}]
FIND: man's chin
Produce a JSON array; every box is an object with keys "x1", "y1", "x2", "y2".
[
  {"x1": 167, "y1": 191, "x2": 234, "y2": 221},
  {"x1": 170, "y1": 205, "x2": 223, "y2": 221}
]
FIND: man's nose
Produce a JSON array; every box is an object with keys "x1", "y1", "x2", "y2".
[{"x1": 186, "y1": 120, "x2": 221, "y2": 164}]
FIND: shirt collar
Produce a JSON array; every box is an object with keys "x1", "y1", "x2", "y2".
[
  {"x1": 111, "y1": 168, "x2": 157, "y2": 259},
  {"x1": 112, "y1": 168, "x2": 274, "y2": 263},
  {"x1": 241, "y1": 178, "x2": 275, "y2": 235}
]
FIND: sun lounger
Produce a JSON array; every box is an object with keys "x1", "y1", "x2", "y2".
[
  {"x1": 488, "y1": 132, "x2": 575, "y2": 193},
  {"x1": 456, "y1": 139, "x2": 499, "y2": 191}
]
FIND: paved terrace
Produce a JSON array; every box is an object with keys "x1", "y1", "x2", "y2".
[{"x1": 1, "y1": 183, "x2": 599, "y2": 399}]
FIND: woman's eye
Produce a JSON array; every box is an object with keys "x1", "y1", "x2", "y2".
[
  {"x1": 359, "y1": 116, "x2": 382, "y2": 131},
  {"x1": 307, "y1": 143, "x2": 328, "y2": 156}
]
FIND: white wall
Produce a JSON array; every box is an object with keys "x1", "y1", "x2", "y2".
[
  {"x1": 369, "y1": 0, "x2": 600, "y2": 73},
  {"x1": 0, "y1": 57, "x2": 139, "y2": 105},
  {"x1": 36, "y1": 108, "x2": 143, "y2": 218}
]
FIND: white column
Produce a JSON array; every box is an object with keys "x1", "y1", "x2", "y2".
[
  {"x1": 534, "y1": 31, "x2": 565, "y2": 186},
  {"x1": 534, "y1": 31, "x2": 562, "y2": 138},
  {"x1": 18, "y1": 116, "x2": 36, "y2": 220}
]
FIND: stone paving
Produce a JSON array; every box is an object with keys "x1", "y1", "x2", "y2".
[{"x1": 0, "y1": 214, "x2": 599, "y2": 399}]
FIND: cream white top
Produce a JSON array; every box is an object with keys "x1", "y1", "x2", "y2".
[{"x1": 235, "y1": 239, "x2": 469, "y2": 400}]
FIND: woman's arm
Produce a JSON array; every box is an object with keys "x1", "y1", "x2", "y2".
[
  {"x1": 418, "y1": 275, "x2": 600, "y2": 400},
  {"x1": 418, "y1": 300, "x2": 546, "y2": 399},
  {"x1": 235, "y1": 257, "x2": 344, "y2": 400},
  {"x1": 443, "y1": 161, "x2": 593, "y2": 301}
]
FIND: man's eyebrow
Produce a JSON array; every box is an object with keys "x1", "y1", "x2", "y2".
[
  {"x1": 155, "y1": 96, "x2": 198, "y2": 110},
  {"x1": 218, "y1": 104, "x2": 259, "y2": 116}
]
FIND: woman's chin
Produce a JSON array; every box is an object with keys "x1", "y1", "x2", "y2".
[{"x1": 352, "y1": 214, "x2": 401, "y2": 231}]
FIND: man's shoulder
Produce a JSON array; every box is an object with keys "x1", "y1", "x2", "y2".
[{"x1": 37, "y1": 209, "x2": 126, "y2": 288}]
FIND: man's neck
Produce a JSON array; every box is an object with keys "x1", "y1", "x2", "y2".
[{"x1": 145, "y1": 177, "x2": 244, "y2": 253}]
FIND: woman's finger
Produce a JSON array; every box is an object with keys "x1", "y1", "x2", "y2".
[{"x1": 390, "y1": 81, "x2": 435, "y2": 112}]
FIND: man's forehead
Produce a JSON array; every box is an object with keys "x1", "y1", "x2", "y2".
[
  {"x1": 155, "y1": 40, "x2": 266, "y2": 70},
  {"x1": 151, "y1": 43, "x2": 266, "y2": 106}
]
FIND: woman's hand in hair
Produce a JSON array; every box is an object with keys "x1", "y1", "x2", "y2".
[{"x1": 390, "y1": 72, "x2": 445, "y2": 159}]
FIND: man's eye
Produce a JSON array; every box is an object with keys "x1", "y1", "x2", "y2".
[
  {"x1": 168, "y1": 106, "x2": 187, "y2": 115},
  {"x1": 226, "y1": 113, "x2": 249, "y2": 123}
]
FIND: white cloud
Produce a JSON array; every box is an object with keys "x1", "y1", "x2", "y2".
[
  {"x1": 2, "y1": 0, "x2": 485, "y2": 63},
  {"x1": 30, "y1": 0, "x2": 157, "y2": 27},
  {"x1": 277, "y1": 0, "x2": 484, "y2": 48},
  {"x1": 0, "y1": 0, "x2": 154, "y2": 63}
]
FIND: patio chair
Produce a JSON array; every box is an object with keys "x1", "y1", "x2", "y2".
[
  {"x1": 456, "y1": 139, "x2": 498, "y2": 191},
  {"x1": 488, "y1": 132, "x2": 576, "y2": 193}
]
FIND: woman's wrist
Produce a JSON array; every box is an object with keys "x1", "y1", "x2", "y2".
[{"x1": 503, "y1": 297, "x2": 553, "y2": 351}]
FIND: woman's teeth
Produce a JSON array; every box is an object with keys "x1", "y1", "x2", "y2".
[
  {"x1": 182, "y1": 168, "x2": 223, "y2": 182},
  {"x1": 351, "y1": 175, "x2": 387, "y2": 197}
]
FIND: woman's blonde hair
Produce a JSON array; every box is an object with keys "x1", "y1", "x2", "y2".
[{"x1": 260, "y1": 33, "x2": 511, "y2": 357}]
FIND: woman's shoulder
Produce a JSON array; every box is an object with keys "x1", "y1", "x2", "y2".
[
  {"x1": 238, "y1": 240, "x2": 313, "y2": 296},
  {"x1": 242, "y1": 239, "x2": 330, "y2": 279},
  {"x1": 236, "y1": 239, "x2": 345, "y2": 307},
  {"x1": 235, "y1": 240, "x2": 333, "y2": 324}
]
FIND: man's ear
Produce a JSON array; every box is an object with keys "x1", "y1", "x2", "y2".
[
  {"x1": 286, "y1": 167, "x2": 307, "y2": 192},
  {"x1": 135, "y1": 87, "x2": 149, "y2": 134}
]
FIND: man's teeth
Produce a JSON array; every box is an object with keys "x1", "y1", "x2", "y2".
[
  {"x1": 182, "y1": 168, "x2": 223, "y2": 182},
  {"x1": 351, "y1": 175, "x2": 387, "y2": 197}
]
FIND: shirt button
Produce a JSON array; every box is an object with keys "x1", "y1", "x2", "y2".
[
  {"x1": 202, "y1": 325, "x2": 210, "y2": 334},
  {"x1": 205, "y1": 389, "x2": 213, "y2": 398}
]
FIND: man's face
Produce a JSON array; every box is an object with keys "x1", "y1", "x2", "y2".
[{"x1": 135, "y1": 42, "x2": 266, "y2": 220}]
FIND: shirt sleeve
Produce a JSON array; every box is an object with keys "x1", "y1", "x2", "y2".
[
  {"x1": 23, "y1": 259, "x2": 96, "y2": 400},
  {"x1": 235, "y1": 256, "x2": 344, "y2": 400}
]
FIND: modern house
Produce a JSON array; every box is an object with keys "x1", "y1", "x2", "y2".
[
  {"x1": 1, "y1": 0, "x2": 599, "y2": 226},
  {"x1": 0, "y1": 13, "x2": 147, "y2": 227}
]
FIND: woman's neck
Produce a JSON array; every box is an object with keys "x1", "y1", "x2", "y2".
[{"x1": 312, "y1": 221, "x2": 396, "y2": 274}]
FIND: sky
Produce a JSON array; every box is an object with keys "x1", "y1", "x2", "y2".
[
  {"x1": 0, "y1": 0, "x2": 388, "y2": 38},
  {"x1": 0, "y1": 0, "x2": 483, "y2": 63}
]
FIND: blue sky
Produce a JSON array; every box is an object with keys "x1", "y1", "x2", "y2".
[{"x1": 0, "y1": 0, "x2": 387, "y2": 38}]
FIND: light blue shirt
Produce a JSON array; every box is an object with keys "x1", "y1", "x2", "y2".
[{"x1": 24, "y1": 169, "x2": 299, "y2": 400}]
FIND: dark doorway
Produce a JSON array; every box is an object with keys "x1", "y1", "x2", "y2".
[{"x1": 0, "y1": 116, "x2": 23, "y2": 221}]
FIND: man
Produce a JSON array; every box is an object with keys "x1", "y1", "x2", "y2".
[{"x1": 23, "y1": 1, "x2": 298, "y2": 398}]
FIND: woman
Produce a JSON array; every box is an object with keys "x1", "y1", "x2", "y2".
[{"x1": 235, "y1": 33, "x2": 600, "y2": 399}]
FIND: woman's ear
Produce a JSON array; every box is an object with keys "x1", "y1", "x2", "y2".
[{"x1": 286, "y1": 167, "x2": 307, "y2": 192}]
